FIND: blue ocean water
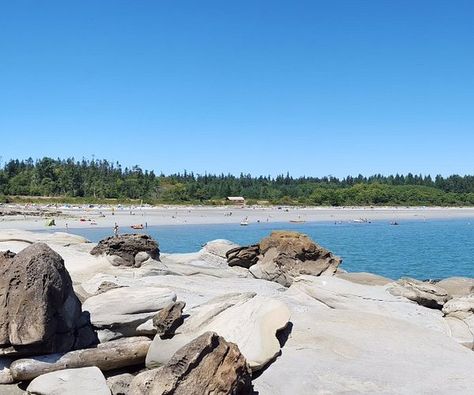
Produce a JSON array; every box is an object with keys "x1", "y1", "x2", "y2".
[{"x1": 59, "y1": 219, "x2": 474, "y2": 280}]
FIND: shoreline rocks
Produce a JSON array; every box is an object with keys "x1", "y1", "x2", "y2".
[{"x1": 90, "y1": 234, "x2": 159, "y2": 267}]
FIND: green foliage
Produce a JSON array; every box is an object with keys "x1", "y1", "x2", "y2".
[{"x1": 0, "y1": 158, "x2": 473, "y2": 206}]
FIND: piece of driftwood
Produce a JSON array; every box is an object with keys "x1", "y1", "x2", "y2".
[{"x1": 10, "y1": 336, "x2": 151, "y2": 382}]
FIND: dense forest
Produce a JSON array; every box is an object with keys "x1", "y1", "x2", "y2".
[{"x1": 0, "y1": 157, "x2": 474, "y2": 206}]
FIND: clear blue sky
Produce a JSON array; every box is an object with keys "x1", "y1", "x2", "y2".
[{"x1": 1, "y1": 1, "x2": 473, "y2": 177}]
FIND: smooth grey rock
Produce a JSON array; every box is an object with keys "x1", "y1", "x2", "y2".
[
  {"x1": 26, "y1": 367, "x2": 109, "y2": 395},
  {"x1": 83, "y1": 286, "x2": 176, "y2": 339}
]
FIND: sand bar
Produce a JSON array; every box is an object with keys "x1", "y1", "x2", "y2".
[{"x1": 1, "y1": 204, "x2": 474, "y2": 231}]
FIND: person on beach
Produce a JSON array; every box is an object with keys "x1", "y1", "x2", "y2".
[
  {"x1": 65, "y1": 223, "x2": 68, "y2": 232},
  {"x1": 113, "y1": 223, "x2": 119, "y2": 237}
]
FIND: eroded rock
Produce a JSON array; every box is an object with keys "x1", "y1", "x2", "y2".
[
  {"x1": 153, "y1": 301, "x2": 186, "y2": 338},
  {"x1": 388, "y1": 278, "x2": 451, "y2": 309},
  {"x1": 131, "y1": 332, "x2": 252, "y2": 395},
  {"x1": 90, "y1": 234, "x2": 159, "y2": 267},
  {"x1": 249, "y1": 231, "x2": 342, "y2": 286},
  {"x1": 0, "y1": 243, "x2": 96, "y2": 356}
]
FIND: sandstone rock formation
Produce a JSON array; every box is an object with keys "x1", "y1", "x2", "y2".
[
  {"x1": 249, "y1": 231, "x2": 342, "y2": 286},
  {"x1": 226, "y1": 245, "x2": 260, "y2": 269},
  {"x1": 0, "y1": 243, "x2": 96, "y2": 356},
  {"x1": 442, "y1": 295, "x2": 474, "y2": 349},
  {"x1": 90, "y1": 234, "x2": 159, "y2": 267},
  {"x1": 82, "y1": 287, "x2": 176, "y2": 341},
  {"x1": 131, "y1": 332, "x2": 252, "y2": 395},
  {"x1": 146, "y1": 292, "x2": 291, "y2": 371},
  {"x1": 106, "y1": 373, "x2": 134, "y2": 395},
  {"x1": 153, "y1": 301, "x2": 186, "y2": 338},
  {"x1": 387, "y1": 277, "x2": 451, "y2": 309}
]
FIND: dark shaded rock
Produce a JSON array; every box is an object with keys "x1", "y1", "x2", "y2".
[
  {"x1": 90, "y1": 234, "x2": 159, "y2": 267},
  {"x1": 249, "y1": 231, "x2": 342, "y2": 287},
  {"x1": 0, "y1": 243, "x2": 97, "y2": 356},
  {"x1": 388, "y1": 277, "x2": 451, "y2": 309},
  {"x1": 153, "y1": 301, "x2": 186, "y2": 338},
  {"x1": 130, "y1": 331, "x2": 252, "y2": 395},
  {"x1": 226, "y1": 245, "x2": 260, "y2": 269}
]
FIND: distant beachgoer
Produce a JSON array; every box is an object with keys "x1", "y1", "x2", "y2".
[
  {"x1": 65, "y1": 223, "x2": 69, "y2": 232},
  {"x1": 113, "y1": 223, "x2": 119, "y2": 237},
  {"x1": 145, "y1": 222, "x2": 148, "y2": 228}
]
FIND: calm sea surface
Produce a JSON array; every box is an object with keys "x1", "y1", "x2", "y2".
[{"x1": 57, "y1": 219, "x2": 474, "y2": 280}]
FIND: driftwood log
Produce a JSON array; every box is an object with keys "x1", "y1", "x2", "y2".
[{"x1": 9, "y1": 336, "x2": 151, "y2": 382}]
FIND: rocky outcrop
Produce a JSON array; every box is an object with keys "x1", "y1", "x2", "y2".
[
  {"x1": 10, "y1": 336, "x2": 151, "y2": 382},
  {"x1": 82, "y1": 286, "x2": 176, "y2": 342},
  {"x1": 0, "y1": 243, "x2": 96, "y2": 356},
  {"x1": 387, "y1": 278, "x2": 451, "y2": 309},
  {"x1": 131, "y1": 332, "x2": 252, "y2": 395},
  {"x1": 199, "y1": 239, "x2": 240, "y2": 266},
  {"x1": 153, "y1": 301, "x2": 186, "y2": 338},
  {"x1": 90, "y1": 234, "x2": 159, "y2": 267},
  {"x1": 249, "y1": 231, "x2": 342, "y2": 286},
  {"x1": 226, "y1": 245, "x2": 260, "y2": 269},
  {"x1": 442, "y1": 295, "x2": 474, "y2": 349},
  {"x1": 146, "y1": 293, "x2": 291, "y2": 371},
  {"x1": 437, "y1": 277, "x2": 474, "y2": 298},
  {"x1": 26, "y1": 367, "x2": 110, "y2": 395}
]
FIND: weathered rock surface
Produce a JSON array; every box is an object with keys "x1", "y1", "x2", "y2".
[
  {"x1": 198, "y1": 239, "x2": 240, "y2": 266},
  {"x1": 146, "y1": 293, "x2": 290, "y2": 371},
  {"x1": 26, "y1": 367, "x2": 109, "y2": 395},
  {"x1": 437, "y1": 277, "x2": 474, "y2": 298},
  {"x1": 82, "y1": 286, "x2": 176, "y2": 341},
  {"x1": 335, "y1": 271, "x2": 392, "y2": 286},
  {"x1": 106, "y1": 373, "x2": 134, "y2": 395},
  {"x1": 153, "y1": 301, "x2": 186, "y2": 338},
  {"x1": 131, "y1": 332, "x2": 252, "y2": 395},
  {"x1": 442, "y1": 295, "x2": 474, "y2": 349},
  {"x1": 249, "y1": 231, "x2": 342, "y2": 286},
  {"x1": 90, "y1": 234, "x2": 159, "y2": 267},
  {"x1": 10, "y1": 336, "x2": 151, "y2": 381},
  {"x1": 387, "y1": 277, "x2": 451, "y2": 309},
  {"x1": 0, "y1": 243, "x2": 96, "y2": 355},
  {"x1": 226, "y1": 245, "x2": 260, "y2": 269}
]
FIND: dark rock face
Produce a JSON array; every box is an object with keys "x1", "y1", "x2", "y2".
[
  {"x1": 130, "y1": 331, "x2": 252, "y2": 395},
  {"x1": 226, "y1": 245, "x2": 260, "y2": 269},
  {"x1": 90, "y1": 234, "x2": 160, "y2": 267},
  {"x1": 153, "y1": 301, "x2": 186, "y2": 338},
  {"x1": 0, "y1": 243, "x2": 96, "y2": 355}
]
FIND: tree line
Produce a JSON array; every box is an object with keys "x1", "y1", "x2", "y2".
[{"x1": 0, "y1": 157, "x2": 473, "y2": 206}]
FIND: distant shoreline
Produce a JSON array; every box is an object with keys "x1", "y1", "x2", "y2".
[{"x1": 1, "y1": 204, "x2": 474, "y2": 231}]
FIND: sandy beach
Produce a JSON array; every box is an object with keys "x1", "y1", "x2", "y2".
[{"x1": 1, "y1": 204, "x2": 474, "y2": 231}]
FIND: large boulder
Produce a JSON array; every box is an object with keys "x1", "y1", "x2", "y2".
[
  {"x1": 0, "y1": 243, "x2": 96, "y2": 356},
  {"x1": 130, "y1": 332, "x2": 252, "y2": 395},
  {"x1": 82, "y1": 286, "x2": 176, "y2": 341},
  {"x1": 199, "y1": 239, "x2": 240, "y2": 266},
  {"x1": 90, "y1": 234, "x2": 159, "y2": 267},
  {"x1": 387, "y1": 278, "x2": 451, "y2": 309},
  {"x1": 249, "y1": 231, "x2": 342, "y2": 286},
  {"x1": 26, "y1": 367, "x2": 109, "y2": 395},
  {"x1": 146, "y1": 292, "x2": 290, "y2": 371}
]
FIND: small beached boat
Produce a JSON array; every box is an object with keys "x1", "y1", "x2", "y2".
[{"x1": 131, "y1": 224, "x2": 144, "y2": 230}]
